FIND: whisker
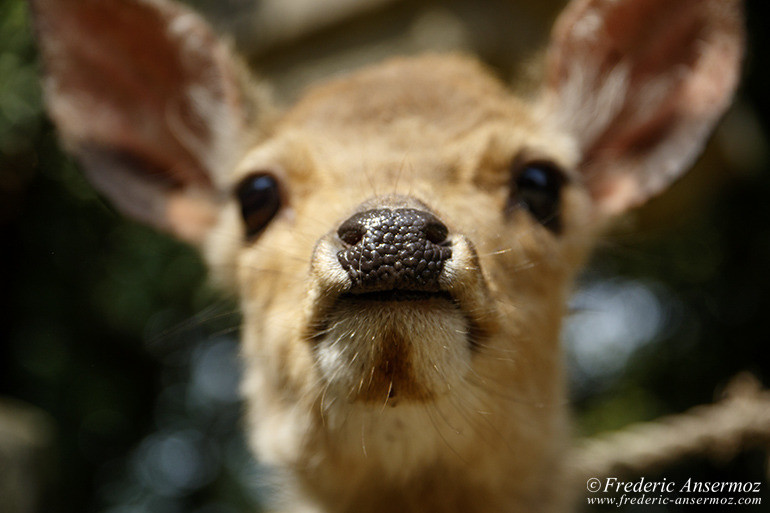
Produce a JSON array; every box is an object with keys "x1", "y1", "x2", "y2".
[{"x1": 424, "y1": 404, "x2": 469, "y2": 465}]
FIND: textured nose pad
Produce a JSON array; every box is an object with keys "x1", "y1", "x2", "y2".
[{"x1": 337, "y1": 208, "x2": 452, "y2": 293}]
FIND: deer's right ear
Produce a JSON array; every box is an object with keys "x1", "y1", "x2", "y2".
[{"x1": 30, "y1": 0, "x2": 270, "y2": 244}]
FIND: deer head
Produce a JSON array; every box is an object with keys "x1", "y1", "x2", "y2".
[{"x1": 30, "y1": 0, "x2": 743, "y2": 511}]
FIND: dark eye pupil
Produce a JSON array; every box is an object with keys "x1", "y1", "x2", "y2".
[
  {"x1": 236, "y1": 173, "x2": 281, "y2": 238},
  {"x1": 511, "y1": 162, "x2": 564, "y2": 232}
]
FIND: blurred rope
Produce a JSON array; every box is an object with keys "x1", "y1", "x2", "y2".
[
  {"x1": 569, "y1": 373, "x2": 770, "y2": 483},
  {"x1": 0, "y1": 399, "x2": 55, "y2": 513}
]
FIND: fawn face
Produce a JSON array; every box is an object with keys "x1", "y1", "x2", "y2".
[
  {"x1": 220, "y1": 56, "x2": 596, "y2": 477},
  {"x1": 31, "y1": 0, "x2": 743, "y2": 510}
]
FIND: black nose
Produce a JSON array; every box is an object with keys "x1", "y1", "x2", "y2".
[{"x1": 337, "y1": 208, "x2": 452, "y2": 293}]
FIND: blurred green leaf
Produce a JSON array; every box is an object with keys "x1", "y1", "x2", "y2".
[{"x1": 0, "y1": 0, "x2": 42, "y2": 154}]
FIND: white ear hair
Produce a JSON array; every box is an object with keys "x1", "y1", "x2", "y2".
[
  {"x1": 30, "y1": 0, "x2": 268, "y2": 244},
  {"x1": 542, "y1": 0, "x2": 744, "y2": 215}
]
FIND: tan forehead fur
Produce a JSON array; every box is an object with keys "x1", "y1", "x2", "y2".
[
  {"x1": 281, "y1": 55, "x2": 524, "y2": 137},
  {"x1": 281, "y1": 55, "x2": 534, "y2": 160}
]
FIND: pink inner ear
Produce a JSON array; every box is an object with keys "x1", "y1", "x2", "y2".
[
  {"x1": 546, "y1": 0, "x2": 744, "y2": 214},
  {"x1": 37, "y1": 0, "x2": 223, "y2": 189},
  {"x1": 550, "y1": 0, "x2": 703, "y2": 77}
]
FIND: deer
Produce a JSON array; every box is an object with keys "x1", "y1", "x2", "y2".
[{"x1": 29, "y1": 0, "x2": 746, "y2": 511}]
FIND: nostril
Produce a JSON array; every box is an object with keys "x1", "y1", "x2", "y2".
[
  {"x1": 337, "y1": 217, "x2": 365, "y2": 246},
  {"x1": 424, "y1": 220, "x2": 449, "y2": 245}
]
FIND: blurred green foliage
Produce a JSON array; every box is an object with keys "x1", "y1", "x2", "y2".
[
  {"x1": 0, "y1": 0, "x2": 40, "y2": 153},
  {"x1": 1, "y1": 0, "x2": 228, "y2": 509}
]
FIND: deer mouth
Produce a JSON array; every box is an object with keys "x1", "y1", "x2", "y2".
[
  {"x1": 310, "y1": 288, "x2": 471, "y2": 404},
  {"x1": 310, "y1": 286, "x2": 465, "y2": 344},
  {"x1": 338, "y1": 289, "x2": 455, "y2": 303},
  {"x1": 305, "y1": 273, "x2": 491, "y2": 405}
]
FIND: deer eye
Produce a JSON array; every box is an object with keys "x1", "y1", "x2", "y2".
[
  {"x1": 235, "y1": 173, "x2": 281, "y2": 238},
  {"x1": 509, "y1": 161, "x2": 565, "y2": 233}
]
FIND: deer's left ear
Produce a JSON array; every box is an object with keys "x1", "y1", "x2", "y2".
[{"x1": 541, "y1": 0, "x2": 745, "y2": 215}]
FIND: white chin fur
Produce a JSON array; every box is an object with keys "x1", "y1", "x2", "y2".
[
  {"x1": 315, "y1": 298, "x2": 471, "y2": 402},
  {"x1": 312, "y1": 298, "x2": 474, "y2": 473}
]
